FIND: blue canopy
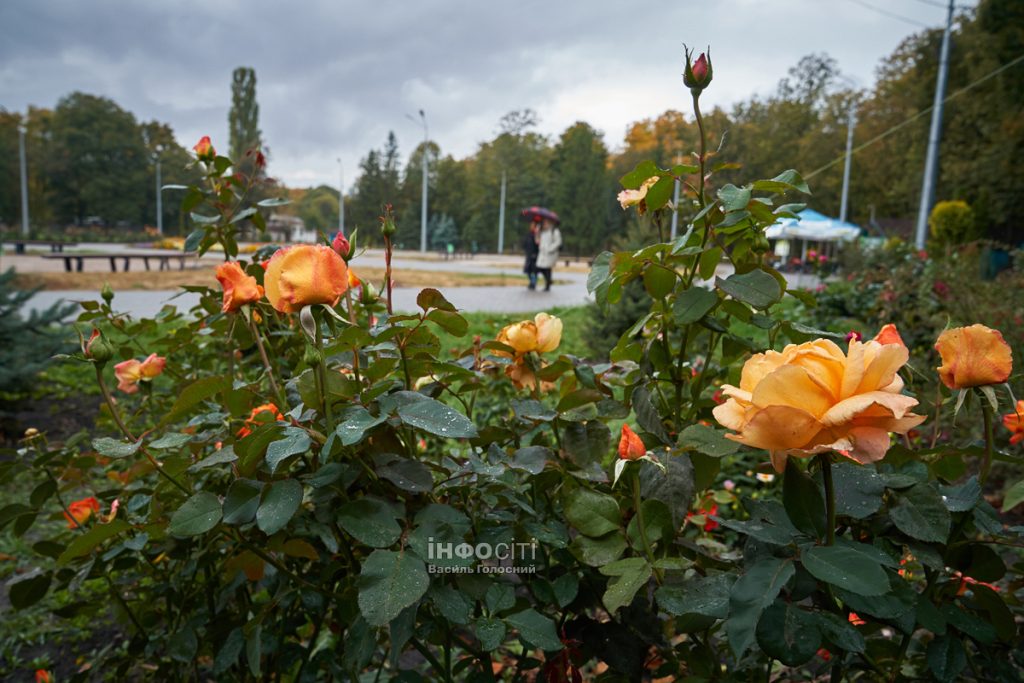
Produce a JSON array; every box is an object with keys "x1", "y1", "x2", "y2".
[{"x1": 766, "y1": 209, "x2": 861, "y2": 242}]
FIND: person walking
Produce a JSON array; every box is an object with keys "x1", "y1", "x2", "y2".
[
  {"x1": 535, "y1": 218, "x2": 562, "y2": 292},
  {"x1": 522, "y1": 222, "x2": 540, "y2": 290}
]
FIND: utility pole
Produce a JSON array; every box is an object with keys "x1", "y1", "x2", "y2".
[
  {"x1": 154, "y1": 145, "x2": 164, "y2": 235},
  {"x1": 839, "y1": 105, "x2": 856, "y2": 223},
  {"x1": 914, "y1": 0, "x2": 955, "y2": 250},
  {"x1": 669, "y1": 154, "x2": 682, "y2": 240},
  {"x1": 417, "y1": 111, "x2": 428, "y2": 252},
  {"x1": 18, "y1": 121, "x2": 29, "y2": 237},
  {"x1": 497, "y1": 170, "x2": 507, "y2": 254},
  {"x1": 337, "y1": 158, "x2": 345, "y2": 236}
]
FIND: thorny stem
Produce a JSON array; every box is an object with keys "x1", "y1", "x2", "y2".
[
  {"x1": 94, "y1": 364, "x2": 191, "y2": 495},
  {"x1": 345, "y1": 287, "x2": 362, "y2": 383},
  {"x1": 247, "y1": 310, "x2": 288, "y2": 410},
  {"x1": 980, "y1": 397, "x2": 995, "y2": 486},
  {"x1": 632, "y1": 472, "x2": 663, "y2": 585},
  {"x1": 819, "y1": 453, "x2": 836, "y2": 546},
  {"x1": 692, "y1": 91, "x2": 709, "y2": 250},
  {"x1": 384, "y1": 234, "x2": 394, "y2": 315}
]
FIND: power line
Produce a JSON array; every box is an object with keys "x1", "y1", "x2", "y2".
[
  {"x1": 805, "y1": 51, "x2": 1024, "y2": 180},
  {"x1": 846, "y1": 0, "x2": 931, "y2": 28}
]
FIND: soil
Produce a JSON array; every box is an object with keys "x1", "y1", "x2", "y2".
[{"x1": 0, "y1": 393, "x2": 101, "y2": 449}]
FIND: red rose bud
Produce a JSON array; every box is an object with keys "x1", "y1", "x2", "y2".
[
  {"x1": 332, "y1": 231, "x2": 350, "y2": 258},
  {"x1": 255, "y1": 151, "x2": 266, "y2": 169},
  {"x1": 193, "y1": 136, "x2": 215, "y2": 161},
  {"x1": 683, "y1": 47, "x2": 713, "y2": 92},
  {"x1": 845, "y1": 330, "x2": 863, "y2": 343},
  {"x1": 84, "y1": 328, "x2": 114, "y2": 364},
  {"x1": 618, "y1": 424, "x2": 646, "y2": 460}
]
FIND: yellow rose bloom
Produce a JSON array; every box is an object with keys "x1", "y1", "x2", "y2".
[{"x1": 713, "y1": 339, "x2": 925, "y2": 472}]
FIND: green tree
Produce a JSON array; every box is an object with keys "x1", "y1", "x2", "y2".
[
  {"x1": 141, "y1": 121, "x2": 203, "y2": 235},
  {"x1": 294, "y1": 185, "x2": 340, "y2": 237},
  {"x1": 397, "y1": 141, "x2": 440, "y2": 249},
  {"x1": 549, "y1": 122, "x2": 610, "y2": 255},
  {"x1": 349, "y1": 132, "x2": 403, "y2": 246},
  {"x1": 228, "y1": 67, "x2": 264, "y2": 178}
]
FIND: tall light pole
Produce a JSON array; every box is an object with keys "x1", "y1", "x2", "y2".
[
  {"x1": 839, "y1": 105, "x2": 856, "y2": 223},
  {"x1": 18, "y1": 121, "x2": 29, "y2": 237},
  {"x1": 497, "y1": 170, "x2": 507, "y2": 253},
  {"x1": 153, "y1": 145, "x2": 164, "y2": 235},
  {"x1": 407, "y1": 110, "x2": 429, "y2": 252},
  {"x1": 336, "y1": 158, "x2": 345, "y2": 236},
  {"x1": 670, "y1": 155, "x2": 681, "y2": 240},
  {"x1": 914, "y1": 0, "x2": 955, "y2": 250}
]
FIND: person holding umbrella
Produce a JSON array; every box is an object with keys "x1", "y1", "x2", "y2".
[
  {"x1": 522, "y1": 220, "x2": 540, "y2": 290},
  {"x1": 521, "y1": 206, "x2": 562, "y2": 292}
]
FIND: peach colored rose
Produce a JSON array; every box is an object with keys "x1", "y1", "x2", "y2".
[
  {"x1": 1003, "y1": 399, "x2": 1024, "y2": 446},
  {"x1": 713, "y1": 338, "x2": 924, "y2": 472},
  {"x1": 64, "y1": 496, "x2": 100, "y2": 528},
  {"x1": 873, "y1": 323, "x2": 906, "y2": 348},
  {"x1": 496, "y1": 313, "x2": 562, "y2": 355},
  {"x1": 263, "y1": 244, "x2": 349, "y2": 313},
  {"x1": 935, "y1": 324, "x2": 1013, "y2": 389},
  {"x1": 114, "y1": 353, "x2": 166, "y2": 394},
  {"x1": 193, "y1": 135, "x2": 215, "y2": 161},
  {"x1": 534, "y1": 313, "x2": 563, "y2": 353},
  {"x1": 215, "y1": 261, "x2": 264, "y2": 313},
  {"x1": 617, "y1": 176, "x2": 659, "y2": 212},
  {"x1": 618, "y1": 424, "x2": 646, "y2": 460}
]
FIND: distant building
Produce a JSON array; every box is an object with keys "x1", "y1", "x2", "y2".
[{"x1": 264, "y1": 214, "x2": 315, "y2": 243}]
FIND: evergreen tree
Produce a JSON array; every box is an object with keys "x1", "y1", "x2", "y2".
[
  {"x1": 228, "y1": 67, "x2": 264, "y2": 177},
  {"x1": 549, "y1": 122, "x2": 610, "y2": 255}
]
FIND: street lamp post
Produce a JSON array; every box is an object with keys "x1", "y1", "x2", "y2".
[
  {"x1": 337, "y1": 158, "x2": 345, "y2": 236},
  {"x1": 153, "y1": 145, "x2": 164, "y2": 235},
  {"x1": 18, "y1": 122, "x2": 29, "y2": 237},
  {"x1": 839, "y1": 106, "x2": 856, "y2": 223},
  {"x1": 407, "y1": 110, "x2": 429, "y2": 252}
]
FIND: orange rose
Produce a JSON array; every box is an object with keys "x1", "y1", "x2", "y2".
[
  {"x1": 263, "y1": 244, "x2": 349, "y2": 313},
  {"x1": 496, "y1": 313, "x2": 562, "y2": 356},
  {"x1": 713, "y1": 338, "x2": 925, "y2": 472},
  {"x1": 64, "y1": 496, "x2": 100, "y2": 528},
  {"x1": 237, "y1": 403, "x2": 284, "y2": 438},
  {"x1": 873, "y1": 323, "x2": 906, "y2": 348},
  {"x1": 193, "y1": 135, "x2": 215, "y2": 161},
  {"x1": 1003, "y1": 400, "x2": 1024, "y2": 445},
  {"x1": 618, "y1": 424, "x2": 646, "y2": 460},
  {"x1": 348, "y1": 269, "x2": 361, "y2": 289},
  {"x1": 114, "y1": 353, "x2": 166, "y2": 394},
  {"x1": 35, "y1": 670, "x2": 53, "y2": 683},
  {"x1": 935, "y1": 324, "x2": 1013, "y2": 389},
  {"x1": 216, "y1": 261, "x2": 264, "y2": 313}
]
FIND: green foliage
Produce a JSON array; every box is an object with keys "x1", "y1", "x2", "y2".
[
  {"x1": 228, "y1": 67, "x2": 264, "y2": 178},
  {"x1": 929, "y1": 199, "x2": 978, "y2": 247}
]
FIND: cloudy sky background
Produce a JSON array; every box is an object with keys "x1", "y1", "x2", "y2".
[{"x1": 0, "y1": 0, "x2": 971, "y2": 189}]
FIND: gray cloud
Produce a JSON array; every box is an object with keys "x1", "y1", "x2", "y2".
[{"x1": 0, "y1": 0, "x2": 972, "y2": 188}]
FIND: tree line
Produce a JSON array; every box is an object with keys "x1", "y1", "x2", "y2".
[{"x1": 1, "y1": 0, "x2": 1020, "y2": 251}]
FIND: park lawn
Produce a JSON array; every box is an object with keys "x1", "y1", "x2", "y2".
[{"x1": 438, "y1": 306, "x2": 590, "y2": 359}]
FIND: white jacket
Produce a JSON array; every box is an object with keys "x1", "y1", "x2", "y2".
[{"x1": 535, "y1": 228, "x2": 562, "y2": 269}]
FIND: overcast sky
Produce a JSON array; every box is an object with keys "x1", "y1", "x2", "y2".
[{"x1": 0, "y1": 0, "x2": 972, "y2": 189}]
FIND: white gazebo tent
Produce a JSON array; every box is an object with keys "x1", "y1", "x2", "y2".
[{"x1": 766, "y1": 209, "x2": 861, "y2": 262}]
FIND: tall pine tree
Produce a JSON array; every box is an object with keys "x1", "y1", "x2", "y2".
[{"x1": 228, "y1": 67, "x2": 264, "y2": 177}]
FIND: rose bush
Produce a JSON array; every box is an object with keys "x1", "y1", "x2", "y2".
[{"x1": 3, "y1": 47, "x2": 1022, "y2": 683}]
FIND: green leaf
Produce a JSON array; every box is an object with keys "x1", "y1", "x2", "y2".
[
  {"x1": 187, "y1": 445, "x2": 238, "y2": 472},
  {"x1": 357, "y1": 549, "x2": 430, "y2": 627},
  {"x1": 148, "y1": 432, "x2": 192, "y2": 450},
  {"x1": 783, "y1": 458, "x2": 826, "y2": 540},
  {"x1": 58, "y1": 519, "x2": 130, "y2": 564},
  {"x1": 644, "y1": 176, "x2": 675, "y2": 212},
  {"x1": 656, "y1": 573, "x2": 735, "y2": 618},
  {"x1": 632, "y1": 386, "x2": 671, "y2": 445},
  {"x1": 475, "y1": 617, "x2": 506, "y2": 651},
  {"x1": 246, "y1": 624, "x2": 262, "y2": 677},
  {"x1": 256, "y1": 480, "x2": 303, "y2": 535},
  {"x1": 889, "y1": 483, "x2": 951, "y2": 543},
  {"x1": 715, "y1": 269, "x2": 782, "y2": 309},
  {"x1": 394, "y1": 393, "x2": 478, "y2": 438},
  {"x1": 335, "y1": 406, "x2": 386, "y2": 446},
  {"x1": 91, "y1": 437, "x2": 140, "y2": 458},
  {"x1": 561, "y1": 420, "x2": 610, "y2": 470},
  {"x1": 673, "y1": 286, "x2": 718, "y2": 325},
  {"x1": 183, "y1": 228, "x2": 204, "y2": 253},
  {"x1": 927, "y1": 634, "x2": 966, "y2": 683},
  {"x1": 781, "y1": 321, "x2": 846, "y2": 343},
  {"x1": 699, "y1": 247, "x2": 723, "y2": 280},
  {"x1": 939, "y1": 476, "x2": 980, "y2": 512},
  {"x1": 257, "y1": 197, "x2": 290, "y2": 207},
  {"x1": 222, "y1": 478, "x2": 263, "y2": 525},
  {"x1": 751, "y1": 169, "x2": 810, "y2": 194},
  {"x1": 168, "y1": 492, "x2": 222, "y2": 537},
  {"x1": 505, "y1": 609, "x2": 563, "y2": 651},
  {"x1": 811, "y1": 611, "x2": 866, "y2": 653},
  {"x1": 8, "y1": 571, "x2": 52, "y2": 610},
  {"x1": 337, "y1": 498, "x2": 402, "y2": 548},
  {"x1": 678, "y1": 424, "x2": 740, "y2": 458},
  {"x1": 801, "y1": 545, "x2": 889, "y2": 596},
  {"x1": 620, "y1": 160, "x2": 660, "y2": 189},
  {"x1": 755, "y1": 602, "x2": 821, "y2": 666},
  {"x1": 510, "y1": 446, "x2": 550, "y2": 475},
  {"x1": 570, "y1": 531, "x2": 627, "y2": 567},
  {"x1": 831, "y1": 462, "x2": 884, "y2": 519},
  {"x1": 425, "y1": 309, "x2": 468, "y2": 337},
  {"x1": 416, "y1": 287, "x2": 456, "y2": 312},
  {"x1": 265, "y1": 426, "x2": 311, "y2": 474},
  {"x1": 641, "y1": 455, "x2": 696, "y2": 528},
  {"x1": 374, "y1": 454, "x2": 434, "y2": 492},
  {"x1": 718, "y1": 184, "x2": 752, "y2": 211},
  {"x1": 1002, "y1": 480, "x2": 1024, "y2": 512},
  {"x1": 563, "y1": 489, "x2": 620, "y2": 537},
  {"x1": 600, "y1": 557, "x2": 652, "y2": 614},
  {"x1": 161, "y1": 375, "x2": 232, "y2": 425},
  {"x1": 726, "y1": 556, "x2": 795, "y2": 658}
]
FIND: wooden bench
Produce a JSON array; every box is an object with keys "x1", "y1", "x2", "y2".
[
  {"x1": 6, "y1": 239, "x2": 79, "y2": 254},
  {"x1": 41, "y1": 252, "x2": 196, "y2": 273}
]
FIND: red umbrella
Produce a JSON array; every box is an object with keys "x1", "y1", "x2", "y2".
[{"x1": 520, "y1": 206, "x2": 560, "y2": 225}]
